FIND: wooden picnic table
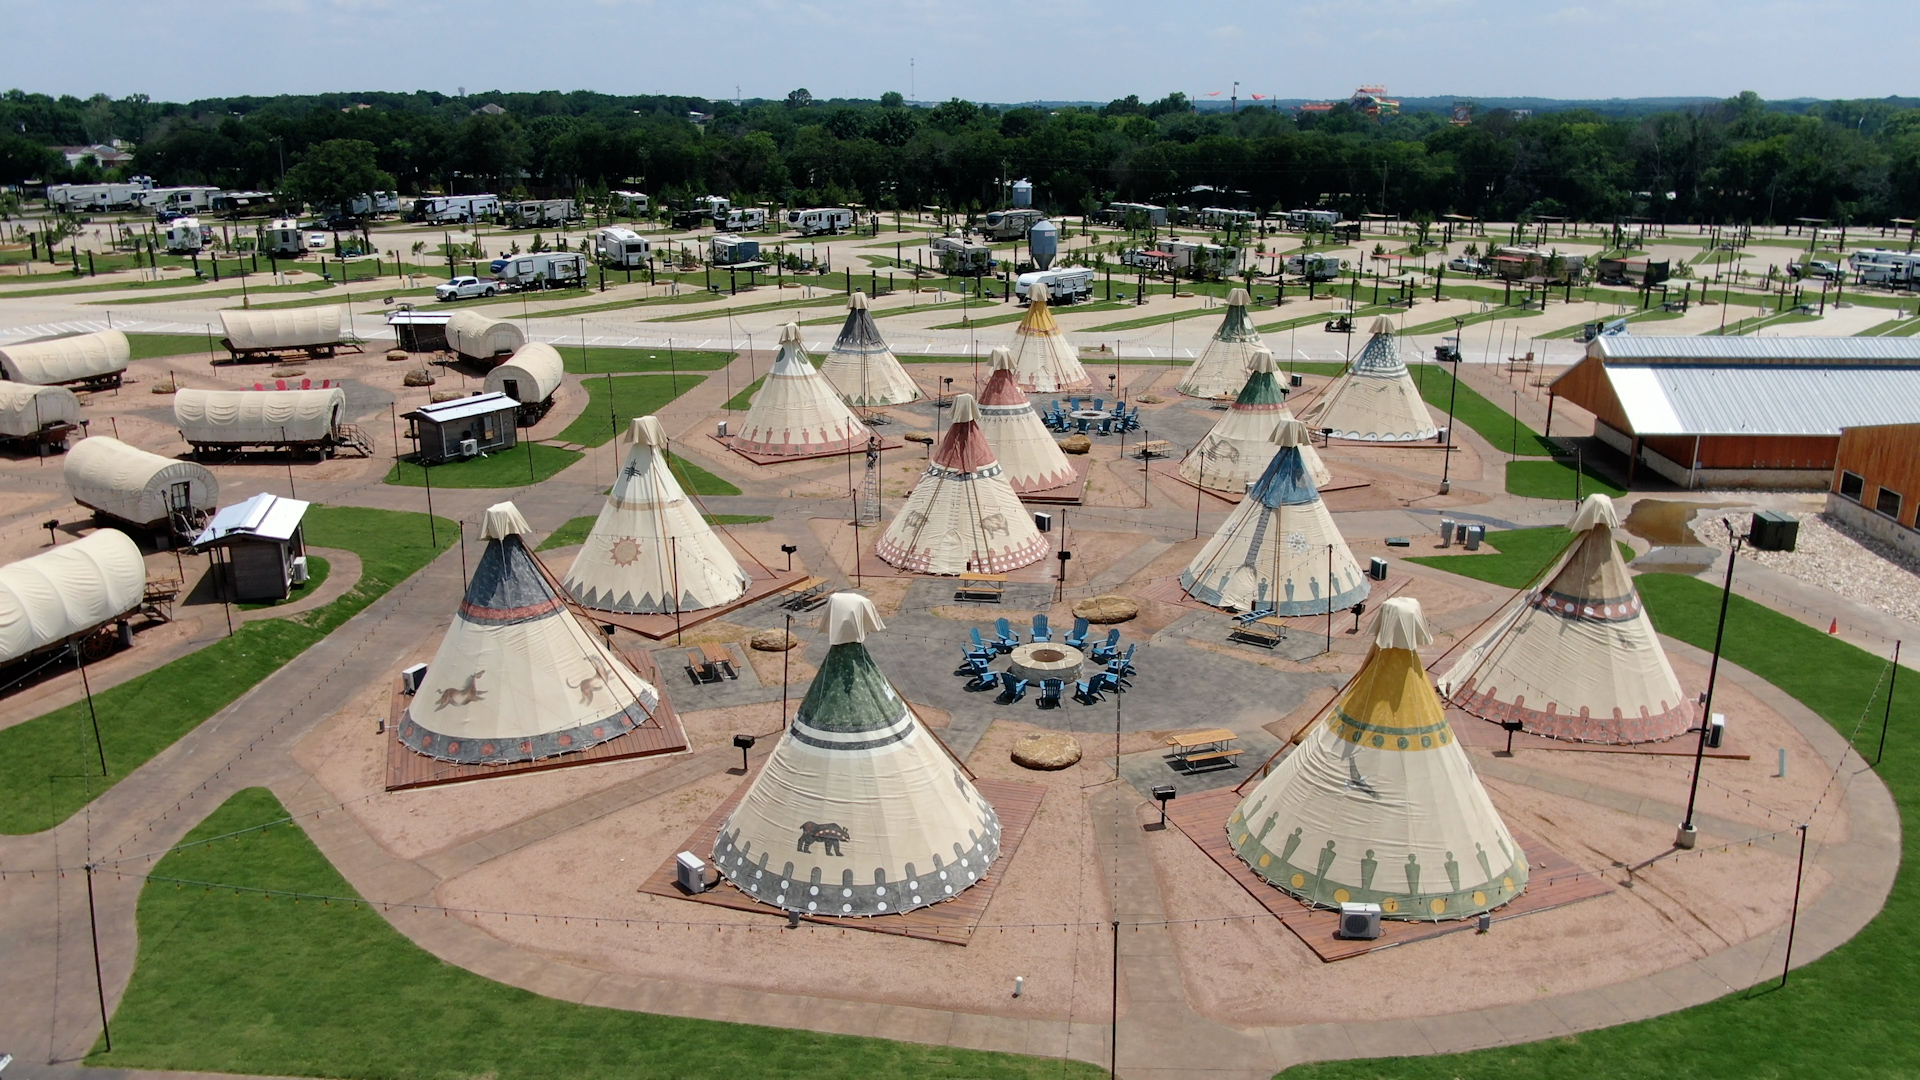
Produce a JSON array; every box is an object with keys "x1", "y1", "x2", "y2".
[
  {"x1": 1165, "y1": 729, "x2": 1245, "y2": 771},
  {"x1": 780, "y1": 576, "x2": 830, "y2": 610},
  {"x1": 1135, "y1": 439, "x2": 1171, "y2": 459},
  {"x1": 1165, "y1": 728, "x2": 1238, "y2": 750},
  {"x1": 701, "y1": 644, "x2": 737, "y2": 680},
  {"x1": 955, "y1": 572, "x2": 1006, "y2": 603}
]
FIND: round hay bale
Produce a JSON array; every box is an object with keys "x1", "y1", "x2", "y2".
[
  {"x1": 429, "y1": 389, "x2": 464, "y2": 403},
  {"x1": 1074, "y1": 594, "x2": 1138, "y2": 623},
  {"x1": 1012, "y1": 732, "x2": 1082, "y2": 770},
  {"x1": 403, "y1": 369, "x2": 436, "y2": 388},
  {"x1": 903, "y1": 431, "x2": 935, "y2": 445},
  {"x1": 1059, "y1": 434, "x2": 1092, "y2": 455},
  {"x1": 150, "y1": 381, "x2": 177, "y2": 395},
  {"x1": 271, "y1": 368, "x2": 305, "y2": 378},
  {"x1": 1136, "y1": 393, "x2": 1165, "y2": 404},
  {"x1": 750, "y1": 628, "x2": 801, "y2": 652},
  {"x1": 386, "y1": 349, "x2": 410, "y2": 362}
]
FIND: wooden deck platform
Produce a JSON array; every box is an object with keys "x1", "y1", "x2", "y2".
[
  {"x1": 384, "y1": 647, "x2": 689, "y2": 792},
  {"x1": 1165, "y1": 787, "x2": 1613, "y2": 962},
  {"x1": 1012, "y1": 458, "x2": 1090, "y2": 505},
  {"x1": 587, "y1": 567, "x2": 810, "y2": 641},
  {"x1": 638, "y1": 772, "x2": 1045, "y2": 945}
]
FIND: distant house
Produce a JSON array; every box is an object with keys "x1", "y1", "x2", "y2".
[
  {"x1": 57, "y1": 144, "x2": 134, "y2": 169},
  {"x1": 470, "y1": 102, "x2": 506, "y2": 117}
]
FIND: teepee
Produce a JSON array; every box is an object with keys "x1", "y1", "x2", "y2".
[
  {"x1": 563, "y1": 416, "x2": 750, "y2": 614},
  {"x1": 733, "y1": 321, "x2": 872, "y2": 457},
  {"x1": 1181, "y1": 419, "x2": 1368, "y2": 614},
  {"x1": 398, "y1": 502, "x2": 664, "y2": 765},
  {"x1": 1298, "y1": 317, "x2": 1438, "y2": 442},
  {"x1": 712, "y1": 593, "x2": 1002, "y2": 916},
  {"x1": 1176, "y1": 288, "x2": 1265, "y2": 399},
  {"x1": 1006, "y1": 283, "x2": 1091, "y2": 393},
  {"x1": 977, "y1": 346, "x2": 1075, "y2": 494},
  {"x1": 1437, "y1": 495, "x2": 1694, "y2": 744},
  {"x1": 1179, "y1": 346, "x2": 1332, "y2": 493},
  {"x1": 818, "y1": 291, "x2": 920, "y2": 407},
  {"x1": 1229, "y1": 597, "x2": 1528, "y2": 920},
  {"x1": 876, "y1": 394, "x2": 1049, "y2": 575}
]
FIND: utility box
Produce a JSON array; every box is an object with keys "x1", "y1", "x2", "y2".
[
  {"x1": 1033, "y1": 512, "x2": 1052, "y2": 533},
  {"x1": 1706, "y1": 712, "x2": 1727, "y2": 749},
  {"x1": 1288, "y1": 373, "x2": 1304, "y2": 388},
  {"x1": 1439, "y1": 519, "x2": 1456, "y2": 546},
  {"x1": 1749, "y1": 511, "x2": 1799, "y2": 552},
  {"x1": 400, "y1": 663, "x2": 428, "y2": 695},
  {"x1": 1337, "y1": 902, "x2": 1383, "y2": 940},
  {"x1": 675, "y1": 851, "x2": 708, "y2": 894},
  {"x1": 1369, "y1": 557, "x2": 1389, "y2": 581},
  {"x1": 1463, "y1": 524, "x2": 1485, "y2": 551}
]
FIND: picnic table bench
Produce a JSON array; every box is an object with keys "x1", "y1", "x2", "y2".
[
  {"x1": 1135, "y1": 439, "x2": 1172, "y2": 460},
  {"x1": 685, "y1": 645, "x2": 737, "y2": 684},
  {"x1": 780, "y1": 576, "x2": 830, "y2": 611},
  {"x1": 954, "y1": 572, "x2": 1006, "y2": 603},
  {"x1": 1165, "y1": 729, "x2": 1245, "y2": 772},
  {"x1": 1228, "y1": 618, "x2": 1285, "y2": 649}
]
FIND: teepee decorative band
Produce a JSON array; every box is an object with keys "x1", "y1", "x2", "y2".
[
  {"x1": 733, "y1": 321, "x2": 873, "y2": 457},
  {"x1": 1177, "y1": 288, "x2": 1265, "y2": 400}
]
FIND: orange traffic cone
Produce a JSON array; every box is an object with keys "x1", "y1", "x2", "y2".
[{"x1": 1829, "y1": 618, "x2": 1838, "y2": 634}]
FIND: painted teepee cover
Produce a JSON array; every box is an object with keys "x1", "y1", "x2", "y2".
[
  {"x1": 876, "y1": 394, "x2": 1049, "y2": 575},
  {"x1": 1176, "y1": 288, "x2": 1265, "y2": 399},
  {"x1": 1300, "y1": 316, "x2": 1438, "y2": 442},
  {"x1": 1438, "y1": 495, "x2": 1694, "y2": 744},
  {"x1": 1181, "y1": 418, "x2": 1367, "y2": 614},
  {"x1": 819, "y1": 291, "x2": 920, "y2": 407},
  {"x1": 400, "y1": 502, "x2": 662, "y2": 765},
  {"x1": 977, "y1": 346, "x2": 1075, "y2": 493},
  {"x1": 563, "y1": 416, "x2": 750, "y2": 614},
  {"x1": 1179, "y1": 346, "x2": 1332, "y2": 492},
  {"x1": 1007, "y1": 283, "x2": 1091, "y2": 393},
  {"x1": 1230, "y1": 597, "x2": 1528, "y2": 919},
  {"x1": 713, "y1": 593, "x2": 1002, "y2": 915},
  {"x1": 734, "y1": 321, "x2": 873, "y2": 456}
]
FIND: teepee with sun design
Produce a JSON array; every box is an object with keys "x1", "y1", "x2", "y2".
[
  {"x1": 562, "y1": 415, "x2": 750, "y2": 614},
  {"x1": 398, "y1": 502, "x2": 663, "y2": 765},
  {"x1": 1229, "y1": 597, "x2": 1528, "y2": 920},
  {"x1": 875, "y1": 394, "x2": 1049, "y2": 575},
  {"x1": 713, "y1": 593, "x2": 1002, "y2": 916}
]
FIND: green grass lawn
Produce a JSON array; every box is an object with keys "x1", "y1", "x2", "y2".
[
  {"x1": 125, "y1": 332, "x2": 222, "y2": 360},
  {"x1": 1280, "y1": 572, "x2": 1920, "y2": 1080},
  {"x1": 1081, "y1": 304, "x2": 1221, "y2": 333},
  {"x1": 1410, "y1": 364, "x2": 1554, "y2": 457},
  {"x1": 385, "y1": 443, "x2": 582, "y2": 488},
  {"x1": 0, "y1": 506, "x2": 452, "y2": 835},
  {"x1": 722, "y1": 375, "x2": 763, "y2": 410},
  {"x1": 562, "y1": 347, "x2": 734, "y2": 374},
  {"x1": 93, "y1": 786, "x2": 1103, "y2": 1080},
  {"x1": 84, "y1": 280, "x2": 337, "y2": 305},
  {"x1": 1505, "y1": 458, "x2": 1628, "y2": 501},
  {"x1": 559, "y1": 374, "x2": 704, "y2": 446},
  {"x1": 234, "y1": 555, "x2": 330, "y2": 611},
  {"x1": 538, "y1": 510, "x2": 769, "y2": 550},
  {"x1": 242, "y1": 286, "x2": 436, "y2": 311},
  {"x1": 1405, "y1": 526, "x2": 1631, "y2": 588}
]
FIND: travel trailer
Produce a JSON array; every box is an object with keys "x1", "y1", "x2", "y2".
[
  {"x1": 977, "y1": 208, "x2": 1046, "y2": 240},
  {"x1": 1284, "y1": 208, "x2": 1344, "y2": 230},
  {"x1": 488, "y1": 251, "x2": 587, "y2": 289},
  {"x1": 47, "y1": 178, "x2": 153, "y2": 211},
  {"x1": 503, "y1": 199, "x2": 579, "y2": 227},
  {"x1": 141, "y1": 186, "x2": 222, "y2": 218},
  {"x1": 163, "y1": 217, "x2": 210, "y2": 254},
  {"x1": 786, "y1": 207, "x2": 854, "y2": 236},
  {"x1": 1015, "y1": 266, "x2": 1095, "y2": 303},
  {"x1": 409, "y1": 194, "x2": 501, "y2": 223},
  {"x1": 594, "y1": 226, "x2": 650, "y2": 269},
  {"x1": 264, "y1": 219, "x2": 305, "y2": 257}
]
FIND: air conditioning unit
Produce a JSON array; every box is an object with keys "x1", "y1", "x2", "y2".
[
  {"x1": 1368, "y1": 557, "x2": 1389, "y2": 581},
  {"x1": 400, "y1": 663, "x2": 429, "y2": 695},
  {"x1": 1337, "y1": 902, "x2": 1383, "y2": 940},
  {"x1": 675, "y1": 851, "x2": 708, "y2": 894},
  {"x1": 458, "y1": 437, "x2": 479, "y2": 457},
  {"x1": 1706, "y1": 712, "x2": 1727, "y2": 749},
  {"x1": 290, "y1": 555, "x2": 310, "y2": 584}
]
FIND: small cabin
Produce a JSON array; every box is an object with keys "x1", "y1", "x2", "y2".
[
  {"x1": 387, "y1": 310, "x2": 451, "y2": 353},
  {"x1": 403, "y1": 392, "x2": 520, "y2": 464},
  {"x1": 190, "y1": 492, "x2": 310, "y2": 602}
]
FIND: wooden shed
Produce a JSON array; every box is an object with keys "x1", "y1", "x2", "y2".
[
  {"x1": 190, "y1": 492, "x2": 310, "y2": 602},
  {"x1": 403, "y1": 392, "x2": 520, "y2": 464},
  {"x1": 386, "y1": 310, "x2": 451, "y2": 353}
]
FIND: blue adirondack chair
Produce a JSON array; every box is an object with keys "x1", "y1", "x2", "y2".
[
  {"x1": 1098, "y1": 417, "x2": 1113, "y2": 436},
  {"x1": 960, "y1": 654, "x2": 993, "y2": 679},
  {"x1": 997, "y1": 676, "x2": 1030, "y2": 704},
  {"x1": 967, "y1": 627, "x2": 996, "y2": 660},
  {"x1": 1075, "y1": 415, "x2": 1090, "y2": 433},
  {"x1": 1091, "y1": 397, "x2": 1103, "y2": 414},
  {"x1": 1063, "y1": 617, "x2": 1090, "y2": 650},
  {"x1": 993, "y1": 617, "x2": 1019, "y2": 652},
  {"x1": 1090, "y1": 629, "x2": 1121, "y2": 665},
  {"x1": 1074, "y1": 678, "x2": 1103, "y2": 704},
  {"x1": 1107, "y1": 643, "x2": 1138, "y2": 679},
  {"x1": 1068, "y1": 396, "x2": 1082, "y2": 412},
  {"x1": 1031, "y1": 613, "x2": 1052, "y2": 642},
  {"x1": 1039, "y1": 678, "x2": 1064, "y2": 707}
]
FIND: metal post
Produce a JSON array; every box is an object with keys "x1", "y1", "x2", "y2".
[
  {"x1": 782, "y1": 612, "x2": 792, "y2": 729},
  {"x1": 1679, "y1": 521, "x2": 1740, "y2": 848},
  {"x1": 76, "y1": 643, "x2": 108, "y2": 775},
  {"x1": 1875, "y1": 641, "x2": 1901, "y2": 766},
  {"x1": 1326, "y1": 545, "x2": 1334, "y2": 653},
  {"x1": 86, "y1": 863, "x2": 112, "y2": 1052},
  {"x1": 422, "y1": 457, "x2": 437, "y2": 546},
  {"x1": 1110, "y1": 917, "x2": 1121, "y2": 1078},
  {"x1": 1781, "y1": 822, "x2": 1809, "y2": 986}
]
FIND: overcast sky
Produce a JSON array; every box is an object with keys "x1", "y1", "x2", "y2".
[{"x1": 14, "y1": 0, "x2": 1917, "y2": 106}]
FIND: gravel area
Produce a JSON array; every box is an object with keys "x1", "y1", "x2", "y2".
[{"x1": 1693, "y1": 511, "x2": 1920, "y2": 624}]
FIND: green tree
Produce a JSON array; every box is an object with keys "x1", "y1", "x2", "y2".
[{"x1": 280, "y1": 139, "x2": 393, "y2": 217}]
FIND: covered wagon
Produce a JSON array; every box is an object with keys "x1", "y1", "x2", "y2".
[
  {"x1": 482, "y1": 341, "x2": 564, "y2": 423},
  {"x1": 0, "y1": 329, "x2": 130, "y2": 390},
  {"x1": 173, "y1": 386, "x2": 369, "y2": 458},
  {"x1": 0, "y1": 382, "x2": 83, "y2": 452},
  {"x1": 217, "y1": 307, "x2": 359, "y2": 363},
  {"x1": 64, "y1": 436, "x2": 219, "y2": 535},
  {"x1": 0, "y1": 528, "x2": 147, "y2": 673},
  {"x1": 445, "y1": 310, "x2": 525, "y2": 362}
]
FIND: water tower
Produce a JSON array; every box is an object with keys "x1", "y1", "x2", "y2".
[{"x1": 1028, "y1": 219, "x2": 1058, "y2": 270}]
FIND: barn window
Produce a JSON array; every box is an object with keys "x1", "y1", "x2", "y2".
[
  {"x1": 1876, "y1": 487, "x2": 1902, "y2": 520},
  {"x1": 1838, "y1": 471, "x2": 1865, "y2": 501}
]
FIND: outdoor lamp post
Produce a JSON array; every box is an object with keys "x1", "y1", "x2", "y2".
[
  {"x1": 1438, "y1": 317, "x2": 1464, "y2": 495},
  {"x1": 1678, "y1": 519, "x2": 1742, "y2": 850}
]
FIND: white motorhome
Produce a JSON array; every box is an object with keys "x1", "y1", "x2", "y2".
[
  {"x1": 504, "y1": 199, "x2": 579, "y2": 227},
  {"x1": 1284, "y1": 253, "x2": 1344, "y2": 281},
  {"x1": 595, "y1": 226, "x2": 650, "y2": 269},
  {"x1": 1104, "y1": 202, "x2": 1167, "y2": 227},
  {"x1": 142, "y1": 186, "x2": 222, "y2": 218},
  {"x1": 488, "y1": 251, "x2": 587, "y2": 289},
  {"x1": 699, "y1": 195, "x2": 731, "y2": 214},
  {"x1": 1285, "y1": 209, "x2": 1343, "y2": 230},
  {"x1": 1163, "y1": 240, "x2": 1241, "y2": 274},
  {"x1": 1015, "y1": 266, "x2": 1095, "y2": 303},
  {"x1": 1197, "y1": 207, "x2": 1258, "y2": 228},
  {"x1": 264, "y1": 219, "x2": 305, "y2": 258},
  {"x1": 978, "y1": 208, "x2": 1046, "y2": 240},
  {"x1": 164, "y1": 217, "x2": 209, "y2": 254},
  {"x1": 785, "y1": 207, "x2": 854, "y2": 236},
  {"x1": 1849, "y1": 249, "x2": 1920, "y2": 288},
  {"x1": 48, "y1": 178, "x2": 153, "y2": 212},
  {"x1": 341, "y1": 191, "x2": 401, "y2": 216},
  {"x1": 410, "y1": 194, "x2": 501, "y2": 223},
  {"x1": 610, "y1": 190, "x2": 650, "y2": 215},
  {"x1": 716, "y1": 207, "x2": 767, "y2": 231}
]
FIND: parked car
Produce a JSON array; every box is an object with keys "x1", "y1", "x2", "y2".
[
  {"x1": 1447, "y1": 256, "x2": 1485, "y2": 274},
  {"x1": 1789, "y1": 259, "x2": 1841, "y2": 279},
  {"x1": 304, "y1": 232, "x2": 329, "y2": 250},
  {"x1": 435, "y1": 275, "x2": 498, "y2": 301}
]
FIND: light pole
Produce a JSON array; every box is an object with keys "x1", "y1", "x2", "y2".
[
  {"x1": 1438, "y1": 318, "x2": 1463, "y2": 494},
  {"x1": 1678, "y1": 519, "x2": 1742, "y2": 849}
]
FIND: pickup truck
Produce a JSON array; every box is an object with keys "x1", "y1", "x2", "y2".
[
  {"x1": 435, "y1": 276, "x2": 498, "y2": 301},
  {"x1": 1788, "y1": 259, "x2": 1841, "y2": 280}
]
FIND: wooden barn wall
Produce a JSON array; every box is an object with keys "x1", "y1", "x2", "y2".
[
  {"x1": 1640, "y1": 433, "x2": 1839, "y2": 471},
  {"x1": 1834, "y1": 424, "x2": 1920, "y2": 525}
]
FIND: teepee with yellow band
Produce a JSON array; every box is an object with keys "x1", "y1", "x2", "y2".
[
  {"x1": 1228, "y1": 597, "x2": 1528, "y2": 920},
  {"x1": 1006, "y1": 283, "x2": 1091, "y2": 393}
]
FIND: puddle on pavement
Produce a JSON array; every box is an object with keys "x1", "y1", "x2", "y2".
[{"x1": 1622, "y1": 499, "x2": 1730, "y2": 548}]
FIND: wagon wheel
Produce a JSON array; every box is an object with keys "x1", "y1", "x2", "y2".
[{"x1": 81, "y1": 625, "x2": 118, "y2": 662}]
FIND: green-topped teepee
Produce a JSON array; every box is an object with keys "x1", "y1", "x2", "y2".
[{"x1": 1177, "y1": 288, "x2": 1265, "y2": 399}]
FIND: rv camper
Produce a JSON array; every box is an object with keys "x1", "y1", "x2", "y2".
[
  {"x1": 1489, "y1": 246, "x2": 1587, "y2": 284},
  {"x1": 715, "y1": 207, "x2": 767, "y2": 231},
  {"x1": 1284, "y1": 252, "x2": 1344, "y2": 281},
  {"x1": 504, "y1": 199, "x2": 578, "y2": 227},
  {"x1": 163, "y1": 217, "x2": 210, "y2": 254},
  {"x1": 610, "y1": 190, "x2": 650, "y2": 215},
  {"x1": 1164, "y1": 239, "x2": 1240, "y2": 276},
  {"x1": 264, "y1": 219, "x2": 305, "y2": 258},
  {"x1": 1595, "y1": 257, "x2": 1672, "y2": 288},
  {"x1": 1015, "y1": 267, "x2": 1094, "y2": 303},
  {"x1": 933, "y1": 235, "x2": 994, "y2": 276},
  {"x1": 1197, "y1": 207, "x2": 1258, "y2": 229},
  {"x1": 710, "y1": 234, "x2": 760, "y2": 265},
  {"x1": 1284, "y1": 209, "x2": 1344, "y2": 230},
  {"x1": 488, "y1": 251, "x2": 587, "y2": 290},
  {"x1": 212, "y1": 190, "x2": 276, "y2": 212},
  {"x1": 1103, "y1": 202, "x2": 1168, "y2": 227},
  {"x1": 47, "y1": 179, "x2": 153, "y2": 212},
  {"x1": 977, "y1": 208, "x2": 1046, "y2": 240},
  {"x1": 409, "y1": 194, "x2": 501, "y2": 223},
  {"x1": 1849, "y1": 249, "x2": 1920, "y2": 289},
  {"x1": 140, "y1": 186, "x2": 221, "y2": 219},
  {"x1": 595, "y1": 227, "x2": 650, "y2": 269},
  {"x1": 786, "y1": 207, "x2": 854, "y2": 236}
]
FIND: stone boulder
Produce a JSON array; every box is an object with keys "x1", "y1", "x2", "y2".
[
  {"x1": 1060, "y1": 434, "x2": 1091, "y2": 455},
  {"x1": 1074, "y1": 594, "x2": 1138, "y2": 623},
  {"x1": 386, "y1": 349, "x2": 410, "y2": 362},
  {"x1": 1011, "y1": 732, "x2": 1082, "y2": 770},
  {"x1": 750, "y1": 627, "x2": 802, "y2": 652},
  {"x1": 403, "y1": 369, "x2": 436, "y2": 387},
  {"x1": 903, "y1": 431, "x2": 935, "y2": 445}
]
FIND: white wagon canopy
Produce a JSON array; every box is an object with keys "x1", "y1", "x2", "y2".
[
  {"x1": 0, "y1": 329, "x2": 130, "y2": 389},
  {"x1": 445, "y1": 310, "x2": 526, "y2": 361},
  {"x1": 64, "y1": 436, "x2": 219, "y2": 528},
  {"x1": 218, "y1": 308, "x2": 352, "y2": 361},
  {"x1": 483, "y1": 342, "x2": 565, "y2": 415},
  {"x1": 0, "y1": 529, "x2": 147, "y2": 666},
  {"x1": 173, "y1": 387, "x2": 347, "y2": 451},
  {"x1": 0, "y1": 382, "x2": 82, "y2": 439}
]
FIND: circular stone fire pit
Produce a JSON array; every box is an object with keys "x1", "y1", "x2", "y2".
[{"x1": 1007, "y1": 642, "x2": 1084, "y2": 683}]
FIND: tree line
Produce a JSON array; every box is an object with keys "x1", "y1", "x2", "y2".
[{"x1": 2, "y1": 86, "x2": 1916, "y2": 227}]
